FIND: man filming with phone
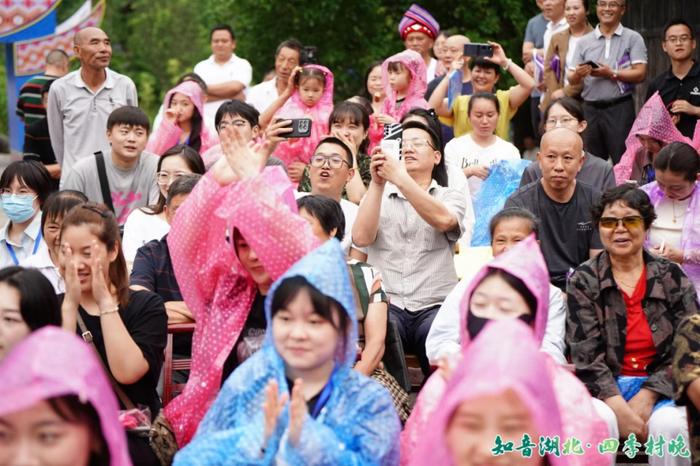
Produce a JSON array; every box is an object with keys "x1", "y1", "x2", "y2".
[
  {"x1": 567, "y1": 0, "x2": 647, "y2": 165},
  {"x1": 353, "y1": 121, "x2": 466, "y2": 378},
  {"x1": 428, "y1": 41, "x2": 535, "y2": 140}
]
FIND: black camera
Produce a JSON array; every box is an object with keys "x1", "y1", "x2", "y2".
[{"x1": 301, "y1": 46, "x2": 318, "y2": 65}]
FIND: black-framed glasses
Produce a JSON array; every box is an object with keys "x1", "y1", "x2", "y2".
[
  {"x1": 599, "y1": 215, "x2": 643, "y2": 230},
  {"x1": 309, "y1": 154, "x2": 350, "y2": 169}
]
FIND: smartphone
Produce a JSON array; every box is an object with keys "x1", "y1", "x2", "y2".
[
  {"x1": 383, "y1": 123, "x2": 403, "y2": 141},
  {"x1": 583, "y1": 60, "x2": 600, "y2": 69},
  {"x1": 463, "y1": 43, "x2": 494, "y2": 58},
  {"x1": 276, "y1": 118, "x2": 313, "y2": 138},
  {"x1": 380, "y1": 139, "x2": 401, "y2": 160}
]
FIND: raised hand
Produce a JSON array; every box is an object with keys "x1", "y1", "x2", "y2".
[
  {"x1": 60, "y1": 243, "x2": 82, "y2": 309},
  {"x1": 220, "y1": 125, "x2": 265, "y2": 180},
  {"x1": 262, "y1": 380, "x2": 289, "y2": 446},
  {"x1": 331, "y1": 129, "x2": 359, "y2": 166},
  {"x1": 287, "y1": 378, "x2": 308, "y2": 446},
  {"x1": 90, "y1": 241, "x2": 114, "y2": 309},
  {"x1": 164, "y1": 107, "x2": 178, "y2": 125}
]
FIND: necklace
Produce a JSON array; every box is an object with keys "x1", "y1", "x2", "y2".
[
  {"x1": 615, "y1": 275, "x2": 638, "y2": 290},
  {"x1": 672, "y1": 200, "x2": 679, "y2": 223},
  {"x1": 613, "y1": 267, "x2": 642, "y2": 291}
]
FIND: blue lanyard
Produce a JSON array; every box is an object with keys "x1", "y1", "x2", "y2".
[
  {"x1": 310, "y1": 372, "x2": 335, "y2": 419},
  {"x1": 5, "y1": 230, "x2": 42, "y2": 266}
]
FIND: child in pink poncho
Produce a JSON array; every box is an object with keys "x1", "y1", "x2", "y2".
[
  {"x1": 403, "y1": 236, "x2": 611, "y2": 466},
  {"x1": 147, "y1": 80, "x2": 218, "y2": 156},
  {"x1": 264, "y1": 65, "x2": 334, "y2": 183},
  {"x1": 411, "y1": 319, "x2": 568, "y2": 466},
  {"x1": 378, "y1": 49, "x2": 428, "y2": 125}
]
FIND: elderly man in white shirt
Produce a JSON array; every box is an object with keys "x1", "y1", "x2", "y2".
[
  {"x1": 247, "y1": 39, "x2": 302, "y2": 114},
  {"x1": 194, "y1": 24, "x2": 253, "y2": 131},
  {"x1": 426, "y1": 207, "x2": 567, "y2": 365}
]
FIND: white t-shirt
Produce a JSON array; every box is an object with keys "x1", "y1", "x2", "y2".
[
  {"x1": 246, "y1": 78, "x2": 280, "y2": 114},
  {"x1": 426, "y1": 57, "x2": 438, "y2": 82},
  {"x1": 565, "y1": 35, "x2": 583, "y2": 86},
  {"x1": 193, "y1": 54, "x2": 253, "y2": 131},
  {"x1": 648, "y1": 196, "x2": 689, "y2": 251},
  {"x1": 294, "y1": 191, "x2": 364, "y2": 255},
  {"x1": 444, "y1": 134, "x2": 521, "y2": 197},
  {"x1": 21, "y1": 246, "x2": 63, "y2": 294},
  {"x1": 543, "y1": 18, "x2": 569, "y2": 58},
  {"x1": 121, "y1": 209, "x2": 171, "y2": 263}
]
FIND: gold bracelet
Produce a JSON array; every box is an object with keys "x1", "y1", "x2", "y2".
[{"x1": 100, "y1": 305, "x2": 120, "y2": 316}]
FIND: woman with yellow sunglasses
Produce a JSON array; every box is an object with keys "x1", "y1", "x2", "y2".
[{"x1": 566, "y1": 183, "x2": 698, "y2": 466}]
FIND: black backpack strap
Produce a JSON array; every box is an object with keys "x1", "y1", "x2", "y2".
[{"x1": 94, "y1": 151, "x2": 115, "y2": 213}]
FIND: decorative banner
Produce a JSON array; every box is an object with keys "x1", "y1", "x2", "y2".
[
  {"x1": 13, "y1": 0, "x2": 105, "y2": 76},
  {"x1": 0, "y1": 0, "x2": 61, "y2": 38}
]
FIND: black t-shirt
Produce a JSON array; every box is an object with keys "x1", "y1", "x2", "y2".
[
  {"x1": 221, "y1": 292, "x2": 267, "y2": 384},
  {"x1": 505, "y1": 181, "x2": 603, "y2": 290},
  {"x1": 647, "y1": 61, "x2": 700, "y2": 138},
  {"x1": 285, "y1": 377, "x2": 324, "y2": 417},
  {"x1": 60, "y1": 290, "x2": 167, "y2": 416}
]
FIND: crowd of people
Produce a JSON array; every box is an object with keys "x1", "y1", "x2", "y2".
[{"x1": 2, "y1": 1, "x2": 700, "y2": 465}]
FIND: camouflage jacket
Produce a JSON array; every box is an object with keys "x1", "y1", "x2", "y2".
[
  {"x1": 673, "y1": 314, "x2": 700, "y2": 465},
  {"x1": 567, "y1": 249, "x2": 699, "y2": 400}
]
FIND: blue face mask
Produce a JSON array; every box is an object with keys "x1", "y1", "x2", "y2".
[{"x1": 1, "y1": 194, "x2": 38, "y2": 223}]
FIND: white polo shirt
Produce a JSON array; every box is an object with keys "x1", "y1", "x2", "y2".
[
  {"x1": 193, "y1": 54, "x2": 253, "y2": 131},
  {"x1": 246, "y1": 78, "x2": 280, "y2": 114}
]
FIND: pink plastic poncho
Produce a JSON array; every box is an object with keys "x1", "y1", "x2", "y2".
[
  {"x1": 381, "y1": 49, "x2": 428, "y2": 121},
  {"x1": 273, "y1": 65, "x2": 334, "y2": 167},
  {"x1": 410, "y1": 319, "x2": 567, "y2": 466},
  {"x1": 164, "y1": 166, "x2": 320, "y2": 446},
  {"x1": 614, "y1": 92, "x2": 692, "y2": 184},
  {"x1": 402, "y1": 235, "x2": 610, "y2": 466},
  {"x1": 0, "y1": 327, "x2": 132, "y2": 466},
  {"x1": 146, "y1": 80, "x2": 219, "y2": 156}
]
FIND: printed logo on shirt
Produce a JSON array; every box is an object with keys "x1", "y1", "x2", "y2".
[
  {"x1": 577, "y1": 221, "x2": 593, "y2": 232},
  {"x1": 112, "y1": 191, "x2": 143, "y2": 224},
  {"x1": 691, "y1": 87, "x2": 700, "y2": 97}
]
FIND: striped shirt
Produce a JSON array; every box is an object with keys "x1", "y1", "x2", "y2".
[
  {"x1": 365, "y1": 180, "x2": 465, "y2": 311},
  {"x1": 16, "y1": 75, "x2": 57, "y2": 125}
]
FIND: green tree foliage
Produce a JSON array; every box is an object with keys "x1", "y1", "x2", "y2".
[{"x1": 1, "y1": 0, "x2": 539, "y2": 134}]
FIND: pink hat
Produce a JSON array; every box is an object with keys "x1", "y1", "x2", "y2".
[{"x1": 0, "y1": 327, "x2": 132, "y2": 466}]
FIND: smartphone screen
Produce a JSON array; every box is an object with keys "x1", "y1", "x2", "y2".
[{"x1": 463, "y1": 43, "x2": 493, "y2": 58}]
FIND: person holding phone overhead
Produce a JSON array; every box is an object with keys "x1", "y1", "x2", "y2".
[
  {"x1": 428, "y1": 41, "x2": 535, "y2": 140},
  {"x1": 567, "y1": 0, "x2": 647, "y2": 165},
  {"x1": 353, "y1": 121, "x2": 465, "y2": 378},
  {"x1": 260, "y1": 65, "x2": 334, "y2": 184}
]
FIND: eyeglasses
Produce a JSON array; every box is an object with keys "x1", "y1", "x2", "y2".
[
  {"x1": 309, "y1": 154, "x2": 350, "y2": 169},
  {"x1": 402, "y1": 138, "x2": 435, "y2": 150},
  {"x1": 665, "y1": 35, "x2": 693, "y2": 44},
  {"x1": 597, "y1": 1, "x2": 623, "y2": 8},
  {"x1": 544, "y1": 116, "x2": 578, "y2": 128},
  {"x1": 217, "y1": 120, "x2": 250, "y2": 131},
  {"x1": 156, "y1": 171, "x2": 188, "y2": 186},
  {"x1": 599, "y1": 215, "x2": 644, "y2": 230}
]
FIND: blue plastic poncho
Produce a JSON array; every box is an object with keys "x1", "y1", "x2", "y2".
[
  {"x1": 470, "y1": 159, "x2": 531, "y2": 246},
  {"x1": 173, "y1": 239, "x2": 401, "y2": 465}
]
